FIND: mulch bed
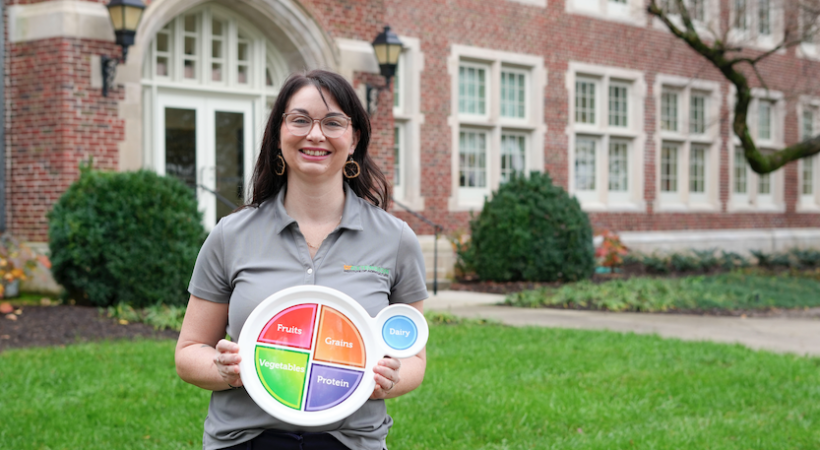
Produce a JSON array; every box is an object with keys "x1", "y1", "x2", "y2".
[{"x1": 0, "y1": 305, "x2": 180, "y2": 353}]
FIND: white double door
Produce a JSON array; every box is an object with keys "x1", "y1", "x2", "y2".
[{"x1": 155, "y1": 92, "x2": 256, "y2": 230}]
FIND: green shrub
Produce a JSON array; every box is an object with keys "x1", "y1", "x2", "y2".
[
  {"x1": 670, "y1": 253, "x2": 700, "y2": 273},
  {"x1": 642, "y1": 254, "x2": 670, "y2": 274},
  {"x1": 458, "y1": 172, "x2": 594, "y2": 282},
  {"x1": 719, "y1": 251, "x2": 750, "y2": 270},
  {"x1": 790, "y1": 248, "x2": 820, "y2": 268},
  {"x1": 48, "y1": 166, "x2": 206, "y2": 308},
  {"x1": 692, "y1": 249, "x2": 719, "y2": 271}
]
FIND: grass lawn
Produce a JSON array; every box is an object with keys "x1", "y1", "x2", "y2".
[
  {"x1": 505, "y1": 271, "x2": 820, "y2": 312},
  {"x1": 1, "y1": 324, "x2": 818, "y2": 449}
]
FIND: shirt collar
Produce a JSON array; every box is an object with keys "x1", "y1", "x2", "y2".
[{"x1": 271, "y1": 183, "x2": 365, "y2": 235}]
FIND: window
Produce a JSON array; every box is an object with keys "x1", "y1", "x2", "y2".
[
  {"x1": 729, "y1": 89, "x2": 785, "y2": 210},
  {"x1": 758, "y1": 100, "x2": 772, "y2": 141},
  {"x1": 143, "y1": 5, "x2": 283, "y2": 93},
  {"x1": 798, "y1": 10, "x2": 820, "y2": 59},
  {"x1": 576, "y1": 79, "x2": 596, "y2": 124},
  {"x1": 459, "y1": 64, "x2": 487, "y2": 116},
  {"x1": 501, "y1": 133, "x2": 526, "y2": 183},
  {"x1": 566, "y1": 0, "x2": 647, "y2": 25},
  {"x1": 393, "y1": 125, "x2": 403, "y2": 191},
  {"x1": 732, "y1": 147, "x2": 778, "y2": 208},
  {"x1": 655, "y1": 76, "x2": 721, "y2": 210},
  {"x1": 609, "y1": 85, "x2": 628, "y2": 127},
  {"x1": 569, "y1": 63, "x2": 646, "y2": 210},
  {"x1": 660, "y1": 143, "x2": 679, "y2": 193},
  {"x1": 690, "y1": 0, "x2": 706, "y2": 21},
  {"x1": 651, "y1": 0, "x2": 713, "y2": 32},
  {"x1": 690, "y1": 94, "x2": 706, "y2": 134},
  {"x1": 459, "y1": 130, "x2": 487, "y2": 188},
  {"x1": 608, "y1": 140, "x2": 629, "y2": 191},
  {"x1": 391, "y1": 37, "x2": 425, "y2": 209},
  {"x1": 661, "y1": 91, "x2": 679, "y2": 131},
  {"x1": 799, "y1": 100, "x2": 820, "y2": 210},
  {"x1": 575, "y1": 137, "x2": 597, "y2": 191},
  {"x1": 734, "y1": 0, "x2": 749, "y2": 30},
  {"x1": 731, "y1": 0, "x2": 779, "y2": 46},
  {"x1": 734, "y1": 147, "x2": 749, "y2": 194},
  {"x1": 501, "y1": 70, "x2": 526, "y2": 119},
  {"x1": 690, "y1": 145, "x2": 707, "y2": 193},
  {"x1": 758, "y1": 0, "x2": 771, "y2": 35},
  {"x1": 449, "y1": 45, "x2": 546, "y2": 210}
]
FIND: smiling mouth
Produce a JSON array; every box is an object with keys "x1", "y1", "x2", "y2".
[{"x1": 300, "y1": 149, "x2": 331, "y2": 157}]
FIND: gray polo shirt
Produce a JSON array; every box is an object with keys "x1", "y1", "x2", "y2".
[{"x1": 188, "y1": 183, "x2": 428, "y2": 450}]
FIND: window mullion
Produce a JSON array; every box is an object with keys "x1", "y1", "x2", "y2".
[
  {"x1": 490, "y1": 61, "x2": 501, "y2": 122},
  {"x1": 173, "y1": 16, "x2": 183, "y2": 83},
  {"x1": 489, "y1": 127, "x2": 501, "y2": 193},
  {"x1": 681, "y1": 142, "x2": 691, "y2": 203},
  {"x1": 599, "y1": 134, "x2": 609, "y2": 203},
  {"x1": 202, "y1": 10, "x2": 211, "y2": 84},
  {"x1": 228, "y1": 20, "x2": 237, "y2": 87}
]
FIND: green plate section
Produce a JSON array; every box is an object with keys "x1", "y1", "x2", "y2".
[{"x1": 255, "y1": 346, "x2": 310, "y2": 410}]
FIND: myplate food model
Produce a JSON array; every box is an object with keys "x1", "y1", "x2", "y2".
[{"x1": 238, "y1": 285, "x2": 428, "y2": 426}]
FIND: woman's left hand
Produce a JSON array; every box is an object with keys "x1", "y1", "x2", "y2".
[{"x1": 370, "y1": 357, "x2": 401, "y2": 399}]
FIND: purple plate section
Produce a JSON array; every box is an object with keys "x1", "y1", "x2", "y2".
[{"x1": 305, "y1": 364, "x2": 364, "y2": 411}]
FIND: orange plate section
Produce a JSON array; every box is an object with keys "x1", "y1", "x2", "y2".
[{"x1": 313, "y1": 306, "x2": 365, "y2": 368}]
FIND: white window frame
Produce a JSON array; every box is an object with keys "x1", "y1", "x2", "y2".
[
  {"x1": 650, "y1": 0, "x2": 720, "y2": 37},
  {"x1": 141, "y1": 3, "x2": 289, "y2": 175},
  {"x1": 654, "y1": 75, "x2": 721, "y2": 211},
  {"x1": 391, "y1": 36, "x2": 425, "y2": 211},
  {"x1": 566, "y1": 0, "x2": 646, "y2": 26},
  {"x1": 728, "y1": 88, "x2": 786, "y2": 212},
  {"x1": 728, "y1": 0, "x2": 784, "y2": 51},
  {"x1": 797, "y1": 97, "x2": 820, "y2": 211},
  {"x1": 142, "y1": 5, "x2": 286, "y2": 94},
  {"x1": 458, "y1": 61, "x2": 491, "y2": 122},
  {"x1": 567, "y1": 62, "x2": 646, "y2": 212},
  {"x1": 448, "y1": 45, "x2": 546, "y2": 211},
  {"x1": 797, "y1": 10, "x2": 820, "y2": 60}
]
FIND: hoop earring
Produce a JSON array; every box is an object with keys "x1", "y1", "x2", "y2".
[
  {"x1": 275, "y1": 153, "x2": 286, "y2": 176},
  {"x1": 344, "y1": 158, "x2": 361, "y2": 179}
]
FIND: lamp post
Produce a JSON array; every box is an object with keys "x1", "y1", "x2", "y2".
[
  {"x1": 366, "y1": 26, "x2": 403, "y2": 115},
  {"x1": 102, "y1": 0, "x2": 146, "y2": 97}
]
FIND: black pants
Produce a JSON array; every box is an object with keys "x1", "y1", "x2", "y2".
[{"x1": 222, "y1": 430, "x2": 348, "y2": 450}]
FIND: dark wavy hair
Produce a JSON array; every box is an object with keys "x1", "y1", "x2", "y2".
[{"x1": 247, "y1": 69, "x2": 390, "y2": 210}]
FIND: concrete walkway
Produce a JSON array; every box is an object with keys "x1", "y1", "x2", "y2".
[{"x1": 426, "y1": 290, "x2": 820, "y2": 357}]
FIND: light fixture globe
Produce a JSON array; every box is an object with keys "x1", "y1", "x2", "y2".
[
  {"x1": 371, "y1": 26, "x2": 403, "y2": 83},
  {"x1": 106, "y1": 0, "x2": 146, "y2": 54}
]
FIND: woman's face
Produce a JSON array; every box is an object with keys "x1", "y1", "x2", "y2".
[{"x1": 279, "y1": 86, "x2": 358, "y2": 183}]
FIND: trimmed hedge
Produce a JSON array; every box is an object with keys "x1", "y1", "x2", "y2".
[
  {"x1": 48, "y1": 167, "x2": 206, "y2": 307},
  {"x1": 458, "y1": 172, "x2": 595, "y2": 282}
]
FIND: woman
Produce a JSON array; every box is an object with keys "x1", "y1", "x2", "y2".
[{"x1": 175, "y1": 69, "x2": 428, "y2": 450}]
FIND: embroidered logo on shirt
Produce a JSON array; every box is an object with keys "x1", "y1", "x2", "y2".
[{"x1": 343, "y1": 265, "x2": 390, "y2": 276}]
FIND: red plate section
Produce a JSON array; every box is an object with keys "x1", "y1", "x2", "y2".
[{"x1": 258, "y1": 303, "x2": 317, "y2": 350}]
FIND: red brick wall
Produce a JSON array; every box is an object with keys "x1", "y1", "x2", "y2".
[
  {"x1": 6, "y1": 36, "x2": 124, "y2": 241},
  {"x1": 4, "y1": 0, "x2": 819, "y2": 241},
  {"x1": 385, "y1": 0, "x2": 820, "y2": 235}
]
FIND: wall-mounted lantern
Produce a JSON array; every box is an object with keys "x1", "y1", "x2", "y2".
[
  {"x1": 102, "y1": 0, "x2": 146, "y2": 97},
  {"x1": 366, "y1": 26, "x2": 403, "y2": 115}
]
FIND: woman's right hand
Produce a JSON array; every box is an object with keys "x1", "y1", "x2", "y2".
[{"x1": 214, "y1": 339, "x2": 243, "y2": 388}]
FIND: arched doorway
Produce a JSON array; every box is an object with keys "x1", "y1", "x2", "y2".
[{"x1": 139, "y1": 2, "x2": 333, "y2": 229}]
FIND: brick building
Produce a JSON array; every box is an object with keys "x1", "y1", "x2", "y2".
[{"x1": 4, "y1": 0, "x2": 820, "y2": 274}]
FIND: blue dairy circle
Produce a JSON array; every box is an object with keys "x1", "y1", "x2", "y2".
[{"x1": 382, "y1": 316, "x2": 417, "y2": 350}]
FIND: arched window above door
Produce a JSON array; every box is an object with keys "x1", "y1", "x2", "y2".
[{"x1": 142, "y1": 3, "x2": 284, "y2": 95}]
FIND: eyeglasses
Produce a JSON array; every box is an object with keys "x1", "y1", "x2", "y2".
[{"x1": 282, "y1": 113, "x2": 351, "y2": 138}]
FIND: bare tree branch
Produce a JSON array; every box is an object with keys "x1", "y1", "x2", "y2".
[{"x1": 647, "y1": 0, "x2": 820, "y2": 174}]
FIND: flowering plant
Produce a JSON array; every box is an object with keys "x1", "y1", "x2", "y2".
[
  {"x1": 0, "y1": 234, "x2": 50, "y2": 297},
  {"x1": 595, "y1": 230, "x2": 628, "y2": 268}
]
